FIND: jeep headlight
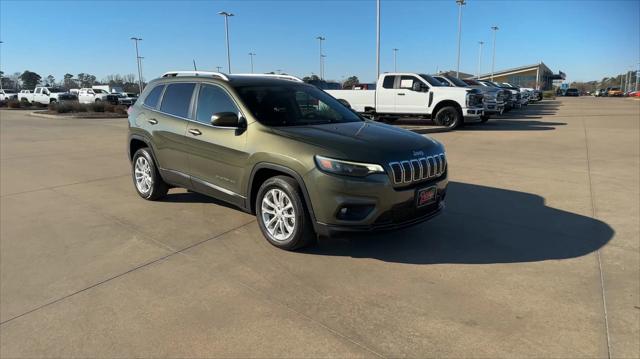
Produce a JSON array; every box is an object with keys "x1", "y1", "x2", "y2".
[{"x1": 315, "y1": 155, "x2": 385, "y2": 177}]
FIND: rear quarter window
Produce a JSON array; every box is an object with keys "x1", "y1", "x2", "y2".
[
  {"x1": 143, "y1": 85, "x2": 164, "y2": 108},
  {"x1": 159, "y1": 83, "x2": 196, "y2": 118}
]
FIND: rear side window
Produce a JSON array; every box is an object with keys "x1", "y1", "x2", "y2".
[
  {"x1": 160, "y1": 83, "x2": 195, "y2": 118},
  {"x1": 195, "y1": 84, "x2": 239, "y2": 124},
  {"x1": 382, "y1": 75, "x2": 395, "y2": 89},
  {"x1": 144, "y1": 85, "x2": 164, "y2": 108}
]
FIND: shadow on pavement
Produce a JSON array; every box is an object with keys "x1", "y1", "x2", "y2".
[{"x1": 302, "y1": 182, "x2": 613, "y2": 264}]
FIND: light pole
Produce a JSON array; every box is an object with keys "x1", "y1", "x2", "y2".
[
  {"x1": 636, "y1": 62, "x2": 639, "y2": 92},
  {"x1": 130, "y1": 37, "x2": 144, "y2": 93},
  {"x1": 0, "y1": 40, "x2": 4, "y2": 90},
  {"x1": 218, "y1": 11, "x2": 234, "y2": 73},
  {"x1": 455, "y1": 0, "x2": 466, "y2": 78},
  {"x1": 138, "y1": 56, "x2": 145, "y2": 87},
  {"x1": 216, "y1": 66, "x2": 223, "y2": 72},
  {"x1": 248, "y1": 52, "x2": 256, "y2": 73},
  {"x1": 477, "y1": 41, "x2": 484, "y2": 79},
  {"x1": 393, "y1": 48, "x2": 398, "y2": 72},
  {"x1": 316, "y1": 36, "x2": 325, "y2": 79},
  {"x1": 321, "y1": 55, "x2": 327, "y2": 79},
  {"x1": 376, "y1": 0, "x2": 380, "y2": 81},
  {"x1": 490, "y1": 26, "x2": 499, "y2": 81}
]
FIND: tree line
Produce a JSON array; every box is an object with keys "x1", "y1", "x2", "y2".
[
  {"x1": 570, "y1": 72, "x2": 638, "y2": 93},
  {"x1": 0, "y1": 70, "x2": 143, "y2": 93}
]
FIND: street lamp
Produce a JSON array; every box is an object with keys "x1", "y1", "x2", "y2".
[
  {"x1": 321, "y1": 54, "x2": 327, "y2": 79},
  {"x1": 248, "y1": 52, "x2": 256, "y2": 73},
  {"x1": 490, "y1": 26, "x2": 499, "y2": 81},
  {"x1": 393, "y1": 48, "x2": 399, "y2": 72},
  {"x1": 218, "y1": 11, "x2": 234, "y2": 73},
  {"x1": 376, "y1": 0, "x2": 380, "y2": 81},
  {"x1": 455, "y1": 0, "x2": 466, "y2": 78},
  {"x1": 216, "y1": 66, "x2": 223, "y2": 72},
  {"x1": 0, "y1": 41, "x2": 4, "y2": 90},
  {"x1": 130, "y1": 37, "x2": 144, "y2": 93},
  {"x1": 316, "y1": 36, "x2": 325, "y2": 79},
  {"x1": 477, "y1": 41, "x2": 484, "y2": 79}
]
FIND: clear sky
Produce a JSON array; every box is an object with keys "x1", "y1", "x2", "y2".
[{"x1": 1, "y1": 0, "x2": 638, "y2": 83}]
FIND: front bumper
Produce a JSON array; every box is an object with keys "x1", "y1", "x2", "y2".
[
  {"x1": 304, "y1": 168, "x2": 448, "y2": 237},
  {"x1": 483, "y1": 100, "x2": 505, "y2": 114},
  {"x1": 463, "y1": 107, "x2": 483, "y2": 118}
]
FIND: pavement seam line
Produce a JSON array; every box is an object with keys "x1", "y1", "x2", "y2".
[
  {"x1": 0, "y1": 220, "x2": 256, "y2": 326},
  {"x1": 583, "y1": 117, "x2": 612, "y2": 359},
  {"x1": 0, "y1": 173, "x2": 130, "y2": 198}
]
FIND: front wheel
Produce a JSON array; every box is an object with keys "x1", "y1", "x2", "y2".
[
  {"x1": 480, "y1": 114, "x2": 491, "y2": 123},
  {"x1": 256, "y1": 176, "x2": 315, "y2": 250},
  {"x1": 433, "y1": 106, "x2": 462, "y2": 130},
  {"x1": 131, "y1": 148, "x2": 168, "y2": 200}
]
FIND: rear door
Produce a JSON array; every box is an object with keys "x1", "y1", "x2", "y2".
[
  {"x1": 141, "y1": 83, "x2": 192, "y2": 186},
  {"x1": 394, "y1": 75, "x2": 430, "y2": 114},
  {"x1": 182, "y1": 83, "x2": 249, "y2": 207},
  {"x1": 375, "y1": 75, "x2": 397, "y2": 113}
]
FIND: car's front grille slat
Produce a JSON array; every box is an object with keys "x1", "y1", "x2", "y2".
[{"x1": 389, "y1": 153, "x2": 446, "y2": 184}]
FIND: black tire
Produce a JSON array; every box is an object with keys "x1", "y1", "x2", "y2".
[
  {"x1": 49, "y1": 99, "x2": 57, "y2": 104},
  {"x1": 480, "y1": 114, "x2": 490, "y2": 123},
  {"x1": 433, "y1": 106, "x2": 462, "y2": 129},
  {"x1": 131, "y1": 148, "x2": 169, "y2": 201},
  {"x1": 95, "y1": 99, "x2": 102, "y2": 103},
  {"x1": 256, "y1": 175, "x2": 315, "y2": 250}
]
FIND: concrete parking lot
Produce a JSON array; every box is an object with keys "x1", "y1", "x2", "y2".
[{"x1": 1, "y1": 98, "x2": 638, "y2": 358}]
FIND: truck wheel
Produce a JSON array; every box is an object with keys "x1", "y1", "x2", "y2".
[
  {"x1": 50, "y1": 99, "x2": 57, "y2": 104},
  {"x1": 256, "y1": 175, "x2": 315, "y2": 251},
  {"x1": 131, "y1": 148, "x2": 169, "y2": 201},
  {"x1": 434, "y1": 106, "x2": 462, "y2": 129},
  {"x1": 95, "y1": 99, "x2": 102, "y2": 103},
  {"x1": 480, "y1": 114, "x2": 490, "y2": 123}
]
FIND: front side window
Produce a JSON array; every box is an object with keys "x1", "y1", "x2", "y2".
[
  {"x1": 144, "y1": 85, "x2": 164, "y2": 108},
  {"x1": 195, "y1": 84, "x2": 239, "y2": 125},
  {"x1": 235, "y1": 83, "x2": 361, "y2": 127},
  {"x1": 399, "y1": 76, "x2": 420, "y2": 89},
  {"x1": 160, "y1": 83, "x2": 195, "y2": 118}
]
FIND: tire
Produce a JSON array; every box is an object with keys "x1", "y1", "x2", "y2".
[
  {"x1": 256, "y1": 175, "x2": 315, "y2": 250},
  {"x1": 433, "y1": 106, "x2": 462, "y2": 129},
  {"x1": 49, "y1": 99, "x2": 57, "y2": 104},
  {"x1": 95, "y1": 99, "x2": 102, "y2": 103},
  {"x1": 480, "y1": 114, "x2": 490, "y2": 123},
  {"x1": 131, "y1": 148, "x2": 169, "y2": 201}
]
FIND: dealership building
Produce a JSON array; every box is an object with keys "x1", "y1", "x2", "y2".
[{"x1": 477, "y1": 62, "x2": 565, "y2": 90}]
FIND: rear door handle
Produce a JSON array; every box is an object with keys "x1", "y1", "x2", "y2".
[
  {"x1": 398, "y1": 93, "x2": 405, "y2": 96},
  {"x1": 147, "y1": 119, "x2": 158, "y2": 125},
  {"x1": 188, "y1": 128, "x2": 202, "y2": 136}
]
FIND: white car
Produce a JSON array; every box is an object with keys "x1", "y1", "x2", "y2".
[
  {"x1": 0, "y1": 89, "x2": 18, "y2": 101},
  {"x1": 326, "y1": 72, "x2": 483, "y2": 129},
  {"x1": 78, "y1": 88, "x2": 112, "y2": 104}
]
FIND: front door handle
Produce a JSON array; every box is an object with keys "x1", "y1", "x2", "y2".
[
  {"x1": 398, "y1": 93, "x2": 405, "y2": 96},
  {"x1": 188, "y1": 128, "x2": 202, "y2": 136},
  {"x1": 147, "y1": 119, "x2": 158, "y2": 125}
]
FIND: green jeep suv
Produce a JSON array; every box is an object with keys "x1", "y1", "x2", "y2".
[{"x1": 128, "y1": 71, "x2": 448, "y2": 250}]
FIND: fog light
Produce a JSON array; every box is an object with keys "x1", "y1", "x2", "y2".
[{"x1": 336, "y1": 205, "x2": 374, "y2": 221}]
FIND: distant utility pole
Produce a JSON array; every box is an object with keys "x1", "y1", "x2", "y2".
[
  {"x1": 218, "y1": 11, "x2": 234, "y2": 73},
  {"x1": 130, "y1": 37, "x2": 144, "y2": 93},
  {"x1": 455, "y1": 0, "x2": 466, "y2": 78},
  {"x1": 321, "y1": 55, "x2": 327, "y2": 79},
  {"x1": 636, "y1": 62, "x2": 639, "y2": 91},
  {"x1": 216, "y1": 66, "x2": 223, "y2": 72},
  {"x1": 477, "y1": 41, "x2": 484, "y2": 79},
  {"x1": 248, "y1": 52, "x2": 256, "y2": 73},
  {"x1": 0, "y1": 40, "x2": 4, "y2": 90},
  {"x1": 393, "y1": 48, "x2": 399, "y2": 72},
  {"x1": 316, "y1": 36, "x2": 325, "y2": 79},
  {"x1": 490, "y1": 26, "x2": 499, "y2": 81},
  {"x1": 193, "y1": 59, "x2": 198, "y2": 71},
  {"x1": 376, "y1": 0, "x2": 380, "y2": 81}
]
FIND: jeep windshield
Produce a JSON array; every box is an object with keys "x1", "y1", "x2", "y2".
[{"x1": 234, "y1": 83, "x2": 362, "y2": 126}]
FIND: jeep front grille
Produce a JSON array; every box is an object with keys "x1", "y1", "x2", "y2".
[{"x1": 389, "y1": 153, "x2": 446, "y2": 184}]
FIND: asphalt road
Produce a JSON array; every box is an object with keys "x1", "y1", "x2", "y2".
[{"x1": 1, "y1": 98, "x2": 638, "y2": 358}]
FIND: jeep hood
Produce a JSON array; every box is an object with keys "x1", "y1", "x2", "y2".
[{"x1": 268, "y1": 121, "x2": 443, "y2": 161}]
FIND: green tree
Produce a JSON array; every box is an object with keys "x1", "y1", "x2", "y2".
[
  {"x1": 45, "y1": 75, "x2": 55, "y2": 86},
  {"x1": 342, "y1": 76, "x2": 360, "y2": 89},
  {"x1": 63, "y1": 73, "x2": 75, "y2": 89},
  {"x1": 302, "y1": 74, "x2": 320, "y2": 83},
  {"x1": 19, "y1": 70, "x2": 42, "y2": 89}
]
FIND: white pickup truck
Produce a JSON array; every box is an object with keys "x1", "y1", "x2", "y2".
[
  {"x1": 326, "y1": 72, "x2": 484, "y2": 129},
  {"x1": 18, "y1": 87, "x2": 77, "y2": 104}
]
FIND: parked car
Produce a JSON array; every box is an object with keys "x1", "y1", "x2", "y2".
[
  {"x1": 92, "y1": 85, "x2": 138, "y2": 106},
  {"x1": 564, "y1": 88, "x2": 580, "y2": 97},
  {"x1": 594, "y1": 89, "x2": 606, "y2": 97},
  {"x1": 0, "y1": 89, "x2": 18, "y2": 101},
  {"x1": 475, "y1": 80, "x2": 516, "y2": 111},
  {"x1": 433, "y1": 75, "x2": 504, "y2": 122},
  {"x1": 19, "y1": 87, "x2": 77, "y2": 104},
  {"x1": 128, "y1": 71, "x2": 449, "y2": 250},
  {"x1": 326, "y1": 72, "x2": 483, "y2": 129},
  {"x1": 628, "y1": 90, "x2": 640, "y2": 97},
  {"x1": 606, "y1": 87, "x2": 624, "y2": 97},
  {"x1": 78, "y1": 88, "x2": 118, "y2": 104},
  {"x1": 500, "y1": 83, "x2": 529, "y2": 106}
]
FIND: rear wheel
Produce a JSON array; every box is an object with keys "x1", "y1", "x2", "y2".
[
  {"x1": 256, "y1": 176, "x2": 315, "y2": 250},
  {"x1": 433, "y1": 106, "x2": 462, "y2": 129}
]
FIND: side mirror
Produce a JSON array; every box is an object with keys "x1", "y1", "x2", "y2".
[
  {"x1": 211, "y1": 112, "x2": 240, "y2": 127},
  {"x1": 337, "y1": 99, "x2": 351, "y2": 108}
]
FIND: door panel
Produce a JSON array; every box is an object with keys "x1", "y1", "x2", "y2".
[
  {"x1": 376, "y1": 75, "x2": 397, "y2": 113},
  {"x1": 394, "y1": 76, "x2": 430, "y2": 114}
]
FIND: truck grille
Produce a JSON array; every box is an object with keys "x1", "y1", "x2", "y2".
[{"x1": 389, "y1": 153, "x2": 446, "y2": 184}]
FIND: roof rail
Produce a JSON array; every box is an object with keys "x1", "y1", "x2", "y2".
[
  {"x1": 161, "y1": 71, "x2": 229, "y2": 81},
  {"x1": 231, "y1": 73, "x2": 304, "y2": 83}
]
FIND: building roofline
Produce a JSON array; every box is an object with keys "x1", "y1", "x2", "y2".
[{"x1": 477, "y1": 62, "x2": 552, "y2": 79}]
